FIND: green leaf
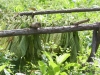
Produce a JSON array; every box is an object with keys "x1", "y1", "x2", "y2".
[
  {"x1": 0, "y1": 64, "x2": 8, "y2": 72},
  {"x1": 56, "y1": 53, "x2": 70, "y2": 64},
  {"x1": 44, "y1": 51, "x2": 53, "y2": 62},
  {"x1": 55, "y1": 14, "x2": 62, "y2": 20},
  {"x1": 38, "y1": 61, "x2": 47, "y2": 74},
  {"x1": 10, "y1": 37, "x2": 22, "y2": 58},
  {"x1": 4, "y1": 69, "x2": 10, "y2": 75},
  {"x1": 44, "y1": 51, "x2": 60, "y2": 75},
  {"x1": 60, "y1": 72, "x2": 68, "y2": 75},
  {"x1": 15, "y1": 5, "x2": 24, "y2": 12},
  {"x1": 49, "y1": 61, "x2": 60, "y2": 75},
  {"x1": 64, "y1": 63, "x2": 80, "y2": 70},
  {"x1": 47, "y1": 68, "x2": 54, "y2": 75},
  {"x1": 39, "y1": 0, "x2": 46, "y2": 2},
  {"x1": 18, "y1": 36, "x2": 28, "y2": 57}
]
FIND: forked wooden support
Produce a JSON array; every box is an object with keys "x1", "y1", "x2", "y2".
[{"x1": 87, "y1": 28, "x2": 100, "y2": 62}]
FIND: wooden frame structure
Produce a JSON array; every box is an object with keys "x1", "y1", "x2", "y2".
[{"x1": 1, "y1": 8, "x2": 100, "y2": 62}]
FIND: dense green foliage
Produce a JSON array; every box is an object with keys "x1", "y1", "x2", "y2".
[{"x1": 0, "y1": 0, "x2": 100, "y2": 75}]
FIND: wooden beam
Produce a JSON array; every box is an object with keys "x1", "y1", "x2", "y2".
[
  {"x1": 18, "y1": 8, "x2": 100, "y2": 16},
  {"x1": 0, "y1": 23, "x2": 100, "y2": 37}
]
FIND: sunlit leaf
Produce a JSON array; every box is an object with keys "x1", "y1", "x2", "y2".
[
  {"x1": 44, "y1": 51, "x2": 53, "y2": 62},
  {"x1": 15, "y1": 5, "x2": 24, "y2": 12},
  {"x1": 0, "y1": 64, "x2": 7, "y2": 71},
  {"x1": 60, "y1": 72, "x2": 68, "y2": 75},
  {"x1": 4, "y1": 69, "x2": 10, "y2": 75},
  {"x1": 38, "y1": 61, "x2": 47, "y2": 74},
  {"x1": 49, "y1": 61, "x2": 60, "y2": 75},
  {"x1": 56, "y1": 53, "x2": 70, "y2": 64}
]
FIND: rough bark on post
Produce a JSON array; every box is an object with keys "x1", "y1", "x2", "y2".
[
  {"x1": 87, "y1": 28, "x2": 100, "y2": 62},
  {"x1": 87, "y1": 29, "x2": 98, "y2": 62}
]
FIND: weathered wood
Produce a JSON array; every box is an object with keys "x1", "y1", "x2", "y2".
[
  {"x1": 70, "y1": 18, "x2": 90, "y2": 26},
  {"x1": 87, "y1": 29, "x2": 98, "y2": 62},
  {"x1": 18, "y1": 8, "x2": 100, "y2": 16},
  {"x1": 0, "y1": 23, "x2": 100, "y2": 37},
  {"x1": 95, "y1": 28, "x2": 100, "y2": 52},
  {"x1": 87, "y1": 28, "x2": 100, "y2": 62}
]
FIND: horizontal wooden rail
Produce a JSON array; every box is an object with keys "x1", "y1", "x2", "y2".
[
  {"x1": 19, "y1": 8, "x2": 100, "y2": 16},
  {"x1": 0, "y1": 22, "x2": 100, "y2": 37}
]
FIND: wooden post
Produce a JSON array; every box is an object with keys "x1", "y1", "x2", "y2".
[{"x1": 87, "y1": 28, "x2": 100, "y2": 62}]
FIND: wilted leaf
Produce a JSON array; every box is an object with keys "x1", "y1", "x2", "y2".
[{"x1": 18, "y1": 36, "x2": 28, "y2": 57}]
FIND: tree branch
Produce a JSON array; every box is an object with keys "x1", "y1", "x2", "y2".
[
  {"x1": 70, "y1": 18, "x2": 90, "y2": 25},
  {"x1": 0, "y1": 22, "x2": 100, "y2": 37},
  {"x1": 18, "y1": 8, "x2": 100, "y2": 16}
]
